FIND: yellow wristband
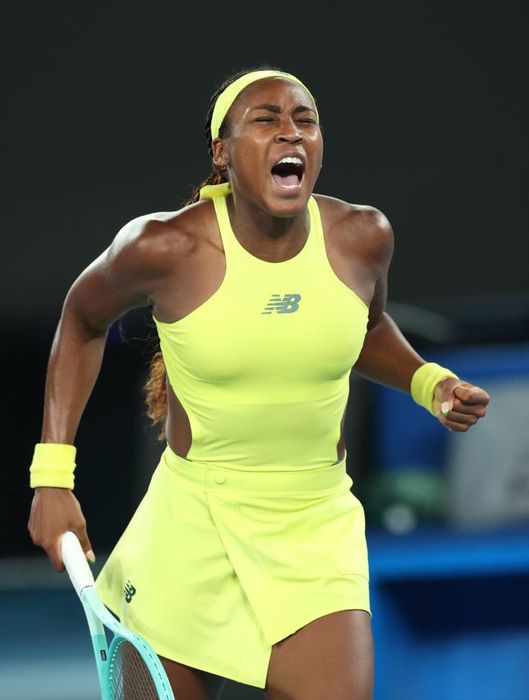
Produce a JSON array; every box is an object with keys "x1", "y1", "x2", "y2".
[
  {"x1": 411, "y1": 362, "x2": 459, "y2": 416},
  {"x1": 29, "y1": 443, "x2": 77, "y2": 489}
]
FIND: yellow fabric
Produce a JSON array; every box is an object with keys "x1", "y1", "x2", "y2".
[
  {"x1": 198, "y1": 181, "x2": 232, "y2": 200},
  {"x1": 411, "y1": 362, "x2": 459, "y2": 415},
  {"x1": 97, "y1": 195, "x2": 372, "y2": 687},
  {"x1": 210, "y1": 69, "x2": 319, "y2": 140},
  {"x1": 96, "y1": 446, "x2": 370, "y2": 689},
  {"x1": 29, "y1": 443, "x2": 76, "y2": 489},
  {"x1": 153, "y1": 194, "x2": 369, "y2": 469}
]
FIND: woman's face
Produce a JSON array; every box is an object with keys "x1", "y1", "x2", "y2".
[{"x1": 212, "y1": 78, "x2": 323, "y2": 217}]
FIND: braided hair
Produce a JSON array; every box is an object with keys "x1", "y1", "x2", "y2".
[{"x1": 144, "y1": 65, "x2": 281, "y2": 438}]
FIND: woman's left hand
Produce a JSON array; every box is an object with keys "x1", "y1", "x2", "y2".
[{"x1": 433, "y1": 377, "x2": 490, "y2": 432}]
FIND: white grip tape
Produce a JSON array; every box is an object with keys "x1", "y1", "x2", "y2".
[{"x1": 61, "y1": 531, "x2": 95, "y2": 597}]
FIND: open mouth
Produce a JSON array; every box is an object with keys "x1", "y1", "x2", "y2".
[{"x1": 271, "y1": 156, "x2": 305, "y2": 190}]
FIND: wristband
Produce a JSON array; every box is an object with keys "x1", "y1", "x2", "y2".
[
  {"x1": 411, "y1": 362, "x2": 459, "y2": 416},
  {"x1": 30, "y1": 443, "x2": 77, "y2": 489}
]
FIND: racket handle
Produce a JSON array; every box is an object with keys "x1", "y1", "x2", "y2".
[{"x1": 61, "y1": 530, "x2": 95, "y2": 597}]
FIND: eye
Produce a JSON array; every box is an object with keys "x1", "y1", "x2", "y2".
[
  {"x1": 297, "y1": 118, "x2": 318, "y2": 125},
  {"x1": 254, "y1": 116, "x2": 275, "y2": 122}
]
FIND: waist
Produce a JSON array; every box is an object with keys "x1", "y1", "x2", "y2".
[
  {"x1": 167, "y1": 393, "x2": 350, "y2": 468},
  {"x1": 161, "y1": 444, "x2": 352, "y2": 498}
]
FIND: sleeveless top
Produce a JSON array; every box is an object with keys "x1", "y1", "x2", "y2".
[{"x1": 153, "y1": 195, "x2": 369, "y2": 470}]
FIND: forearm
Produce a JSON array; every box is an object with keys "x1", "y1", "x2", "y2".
[
  {"x1": 41, "y1": 305, "x2": 109, "y2": 444},
  {"x1": 353, "y1": 312, "x2": 425, "y2": 394},
  {"x1": 30, "y1": 305, "x2": 103, "y2": 567}
]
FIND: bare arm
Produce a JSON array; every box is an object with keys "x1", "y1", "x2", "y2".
[
  {"x1": 351, "y1": 211, "x2": 421, "y2": 389},
  {"x1": 352, "y1": 211, "x2": 489, "y2": 429},
  {"x1": 29, "y1": 215, "x2": 173, "y2": 570},
  {"x1": 41, "y1": 248, "x2": 148, "y2": 443}
]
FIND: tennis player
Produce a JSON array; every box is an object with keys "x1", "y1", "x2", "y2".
[{"x1": 28, "y1": 68, "x2": 490, "y2": 700}]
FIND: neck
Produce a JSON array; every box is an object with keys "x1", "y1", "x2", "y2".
[{"x1": 226, "y1": 192, "x2": 310, "y2": 263}]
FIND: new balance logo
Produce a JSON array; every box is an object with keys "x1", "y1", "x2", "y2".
[
  {"x1": 261, "y1": 293, "x2": 302, "y2": 314},
  {"x1": 123, "y1": 580, "x2": 137, "y2": 603}
]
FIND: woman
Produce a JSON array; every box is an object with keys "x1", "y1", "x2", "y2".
[{"x1": 28, "y1": 68, "x2": 489, "y2": 700}]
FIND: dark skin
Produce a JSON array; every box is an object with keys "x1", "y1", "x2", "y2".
[{"x1": 28, "y1": 78, "x2": 489, "y2": 700}]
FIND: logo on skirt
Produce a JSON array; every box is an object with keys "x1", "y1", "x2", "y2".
[{"x1": 123, "y1": 580, "x2": 137, "y2": 603}]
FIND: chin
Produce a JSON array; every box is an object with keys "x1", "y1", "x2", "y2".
[
  {"x1": 264, "y1": 199, "x2": 306, "y2": 219},
  {"x1": 263, "y1": 184, "x2": 311, "y2": 217}
]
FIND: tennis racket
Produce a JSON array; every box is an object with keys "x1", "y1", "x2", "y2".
[{"x1": 61, "y1": 530, "x2": 175, "y2": 700}]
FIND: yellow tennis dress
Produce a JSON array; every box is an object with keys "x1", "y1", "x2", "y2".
[{"x1": 96, "y1": 193, "x2": 371, "y2": 688}]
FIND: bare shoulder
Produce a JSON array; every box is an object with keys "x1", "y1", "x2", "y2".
[
  {"x1": 313, "y1": 193, "x2": 394, "y2": 266},
  {"x1": 106, "y1": 200, "x2": 217, "y2": 281}
]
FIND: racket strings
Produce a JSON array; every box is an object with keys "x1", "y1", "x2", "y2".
[{"x1": 107, "y1": 639, "x2": 161, "y2": 699}]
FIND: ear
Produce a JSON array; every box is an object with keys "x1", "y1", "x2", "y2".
[{"x1": 212, "y1": 138, "x2": 230, "y2": 171}]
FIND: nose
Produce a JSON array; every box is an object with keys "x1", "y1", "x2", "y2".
[{"x1": 274, "y1": 117, "x2": 303, "y2": 144}]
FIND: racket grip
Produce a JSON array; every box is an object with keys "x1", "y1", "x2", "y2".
[{"x1": 61, "y1": 530, "x2": 95, "y2": 597}]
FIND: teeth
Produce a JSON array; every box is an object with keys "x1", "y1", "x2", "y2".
[{"x1": 277, "y1": 156, "x2": 303, "y2": 166}]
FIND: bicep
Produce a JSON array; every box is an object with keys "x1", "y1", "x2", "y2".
[
  {"x1": 366, "y1": 270, "x2": 388, "y2": 331},
  {"x1": 62, "y1": 220, "x2": 158, "y2": 332},
  {"x1": 364, "y1": 210, "x2": 394, "y2": 331},
  {"x1": 63, "y1": 250, "x2": 149, "y2": 333}
]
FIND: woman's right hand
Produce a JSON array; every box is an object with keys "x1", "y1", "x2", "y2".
[{"x1": 28, "y1": 488, "x2": 95, "y2": 572}]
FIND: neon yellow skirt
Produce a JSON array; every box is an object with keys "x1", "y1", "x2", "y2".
[{"x1": 95, "y1": 446, "x2": 370, "y2": 688}]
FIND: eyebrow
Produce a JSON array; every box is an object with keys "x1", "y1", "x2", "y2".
[{"x1": 250, "y1": 103, "x2": 317, "y2": 115}]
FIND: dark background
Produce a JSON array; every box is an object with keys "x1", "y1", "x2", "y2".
[
  {"x1": 3, "y1": 0, "x2": 528, "y2": 551},
  {"x1": 3, "y1": 1, "x2": 528, "y2": 321},
  {"x1": 2, "y1": 2, "x2": 529, "y2": 699}
]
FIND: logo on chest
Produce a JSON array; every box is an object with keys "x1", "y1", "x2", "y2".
[{"x1": 261, "y1": 293, "x2": 302, "y2": 315}]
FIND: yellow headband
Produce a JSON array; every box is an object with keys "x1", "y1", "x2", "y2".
[{"x1": 210, "y1": 69, "x2": 319, "y2": 141}]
